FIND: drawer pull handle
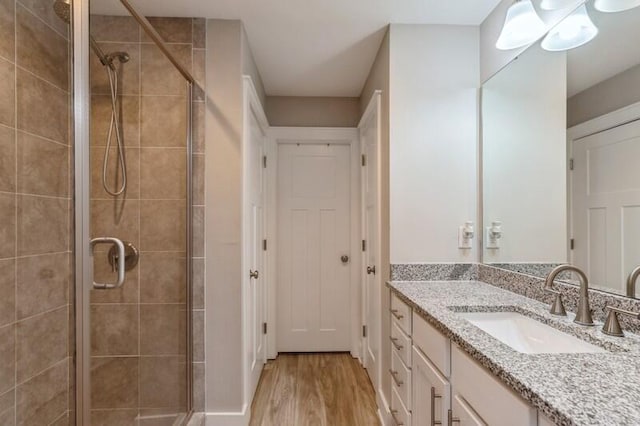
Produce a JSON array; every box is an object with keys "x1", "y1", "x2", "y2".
[
  {"x1": 389, "y1": 369, "x2": 404, "y2": 387},
  {"x1": 390, "y1": 409, "x2": 404, "y2": 426},
  {"x1": 448, "y1": 409, "x2": 460, "y2": 426},
  {"x1": 389, "y1": 336, "x2": 404, "y2": 350},
  {"x1": 390, "y1": 309, "x2": 404, "y2": 320},
  {"x1": 431, "y1": 387, "x2": 442, "y2": 426}
]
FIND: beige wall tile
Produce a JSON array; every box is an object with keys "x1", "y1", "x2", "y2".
[
  {"x1": 0, "y1": 0, "x2": 14, "y2": 63},
  {"x1": 140, "y1": 96, "x2": 187, "y2": 147},
  {"x1": 192, "y1": 19, "x2": 205, "y2": 49},
  {"x1": 141, "y1": 44, "x2": 191, "y2": 96},
  {"x1": 140, "y1": 200, "x2": 185, "y2": 251},
  {"x1": 16, "y1": 306, "x2": 67, "y2": 382},
  {"x1": 90, "y1": 304, "x2": 138, "y2": 356},
  {"x1": 90, "y1": 199, "x2": 139, "y2": 244},
  {"x1": 0, "y1": 259, "x2": 15, "y2": 327},
  {"x1": 90, "y1": 409, "x2": 138, "y2": 426},
  {"x1": 0, "y1": 389, "x2": 15, "y2": 425},
  {"x1": 16, "y1": 5, "x2": 69, "y2": 91},
  {"x1": 140, "y1": 148, "x2": 186, "y2": 199},
  {"x1": 17, "y1": 195, "x2": 68, "y2": 256},
  {"x1": 18, "y1": 0, "x2": 68, "y2": 37},
  {"x1": 140, "y1": 304, "x2": 186, "y2": 355},
  {"x1": 91, "y1": 147, "x2": 140, "y2": 200},
  {"x1": 192, "y1": 155, "x2": 204, "y2": 205},
  {"x1": 16, "y1": 253, "x2": 69, "y2": 320},
  {"x1": 192, "y1": 206, "x2": 204, "y2": 258},
  {"x1": 0, "y1": 324, "x2": 15, "y2": 395},
  {"x1": 146, "y1": 17, "x2": 192, "y2": 44},
  {"x1": 50, "y1": 411, "x2": 69, "y2": 426},
  {"x1": 16, "y1": 360, "x2": 67, "y2": 425},
  {"x1": 192, "y1": 258, "x2": 204, "y2": 309},
  {"x1": 0, "y1": 57, "x2": 15, "y2": 128},
  {"x1": 90, "y1": 43, "x2": 139, "y2": 96},
  {"x1": 192, "y1": 310, "x2": 204, "y2": 362},
  {"x1": 140, "y1": 253, "x2": 186, "y2": 303},
  {"x1": 139, "y1": 356, "x2": 186, "y2": 408},
  {"x1": 16, "y1": 69, "x2": 68, "y2": 144},
  {"x1": 192, "y1": 102, "x2": 204, "y2": 154},
  {"x1": 0, "y1": 193, "x2": 16, "y2": 259},
  {"x1": 192, "y1": 49, "x2": 205, "y2": 89},
  {"x1": 17, "y1": 132, "x2": 69, "y2": 197},
  {"x1": 192, "y1": 362, "x2": 205, "y2": 411},
  {"x1": 0, "y1": 125, "x2": 15, "y2": 193},
  {"x1": 90, "y1": 95, "x2": 139, "y2": 147},
  {"x1": 90, "y1": 15, "x2": 139, "y2": 43},
  {"x1": 91, "y1": 357, "x2": 138, "y2": 409}
]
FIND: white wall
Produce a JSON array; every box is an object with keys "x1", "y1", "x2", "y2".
[
  {"x1": 482, "y1": 46, "x2": 567, "y2": 263},
  {"x1": 389, "y1": 24, "x2": 479, "y2": 264}
]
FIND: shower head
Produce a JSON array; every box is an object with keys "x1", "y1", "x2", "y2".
[{"x1": 53, "y1": 0, "x2": 71, "y2": 24}]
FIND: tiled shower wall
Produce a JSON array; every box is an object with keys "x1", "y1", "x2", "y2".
[
  {"x1": 0, "y1": 0, "x2": 74, "y2": 424},
  {"x1": 88, "y1": 15, "x2": 206, "y2": 423}
]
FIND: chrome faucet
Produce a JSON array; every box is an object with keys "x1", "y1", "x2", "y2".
[
  {"x1": 627, "y1": 266, "x2": 640, "y2": 298},
  {"x1": 545, "y1": 265, "x2": 594, "y2": 326}
]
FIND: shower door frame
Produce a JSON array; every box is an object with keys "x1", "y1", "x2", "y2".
[{"x1": 72, "y1": 0, "x2": 196, "y2": 423}]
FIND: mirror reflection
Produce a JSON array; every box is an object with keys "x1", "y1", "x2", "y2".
[{"x1": 482, "y1": 3, "x2": 640, "y2": 298}]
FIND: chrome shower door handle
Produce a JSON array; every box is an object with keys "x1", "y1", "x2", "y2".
[{"x1": 90, "y1": 237, "x2": 126, "y2": 289}]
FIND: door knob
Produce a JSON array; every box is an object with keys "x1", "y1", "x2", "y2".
[
  {"x1": 341, "y1": 255, "x2": 350, "y2": 264},
  {"x1": 250, "y1": 270, "x2": 259, "y2": 279},
  {"x1": 367, "y1": 265, "x2": 376, "y2": 275}
]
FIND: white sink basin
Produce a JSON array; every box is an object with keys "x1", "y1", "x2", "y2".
[{"x1": 459, "y1": 311, "x2": 606, "y2": 354}]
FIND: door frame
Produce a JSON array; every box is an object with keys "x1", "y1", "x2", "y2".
[
  {"x1": 242, "y1": 76, "x2": 270, "y2": 402},
  {"x1": 266, "y1": 127, "x2": 361, "y2": 359},
  {"x1": 358, "y1": 91, "x2": 383, "y2": 389},
  {"x1": 567, "y1": 100, "x2": 640, "y2": 264}
]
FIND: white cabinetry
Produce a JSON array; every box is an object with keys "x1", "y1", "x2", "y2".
[{"x1": 388, "y1": 290, "x2": 558, "y2": 426}]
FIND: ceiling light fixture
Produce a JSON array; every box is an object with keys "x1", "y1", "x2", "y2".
[
  {"x1": 541, "y1": 4, "x2": 599, "y2": 51},
  {"x1": 594, "y1": 0, "x2": 640, "y2": 12},
  {"x1": 496, "y1": 0, "x2": 547, "y2": 50},
  {"x1": 540, "y1": 0, "x2": 582, "y2": 10}
]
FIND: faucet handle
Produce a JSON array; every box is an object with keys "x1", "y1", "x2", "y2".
[
  {"x1": 602, "y1": 306, "x2": 640, "y2": 337},
  {"x1": 545, "y1": 288, "x2": 567, "y2": 317}
]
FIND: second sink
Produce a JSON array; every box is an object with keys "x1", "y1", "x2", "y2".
[{"x1": 458, "y1": 311, "x2": 606, "y2": 354}]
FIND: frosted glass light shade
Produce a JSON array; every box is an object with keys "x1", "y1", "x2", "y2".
[
  {"x1": 496, "y1": 0, "x2": 547, "y2": 50},
  {"x1": 594, "y1": 0, "x2": 640, "y2": 12},
  {"x1": 540, "y1": 0, "x2": 582, "y2": 10},
  {"x1": 541, "y1": 5, "x2": 598, "y2": 51}
]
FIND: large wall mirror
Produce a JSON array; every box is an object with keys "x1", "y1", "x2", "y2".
[{"x1": 482, "y1": 2, "x2": 640, "y2": 299}]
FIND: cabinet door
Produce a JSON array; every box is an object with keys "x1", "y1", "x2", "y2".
[
  {"x1": 451, "y1": 395, "x2": 487, "y2": 426},
  {"x1": 412, "y1": 347, "x2": 450, "y2": 426}
]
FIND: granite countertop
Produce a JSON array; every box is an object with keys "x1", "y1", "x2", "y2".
[{"x1": 387, "y1": 280, "x2": 640, "y2": 426}]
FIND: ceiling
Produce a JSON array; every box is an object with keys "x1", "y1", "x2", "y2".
[
  {"x1": 567, "y1": 4, "x2": 640, "y2": 97},
  {"x1": 93, "y1": 0, "x2": 502, "y2": 97}
]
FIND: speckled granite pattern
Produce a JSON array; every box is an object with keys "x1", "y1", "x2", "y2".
[
  {"x1": 391, "y1": 263, "x2": 478, "y2": 281},
  {"x1": 387, "y1": 280, "x2": 640, "y2": 426},
  {"x1": 489, "y1": 263, "x2": 564, "y2": 279},
  {"x1": 480, "y1": 264, "x2": 640, "y2": 334}
]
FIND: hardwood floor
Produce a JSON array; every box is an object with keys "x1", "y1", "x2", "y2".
[{"x1": 250, "y1": 353, "x2": 381, "y2": 426}]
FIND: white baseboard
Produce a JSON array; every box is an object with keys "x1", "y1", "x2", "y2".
[
  {"x1": 377, "y1": 388, "x2": 391, "y2": 426},
  {"x1": 205, "y1": 407, "x2": 250, "y2": 426}
]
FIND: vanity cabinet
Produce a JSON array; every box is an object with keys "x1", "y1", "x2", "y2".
[{"x1": 388, "y1": 291, "x2": 557, "y2": 426}]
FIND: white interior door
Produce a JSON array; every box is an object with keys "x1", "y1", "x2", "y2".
[
  {"x1": 360, "y1": 93, "x2": 381, "y2": 389},
  {"x1": 571, "y1": 119, "x2": 640, "y2": 295},
  {"x1": 276, "y1": 142, "x2": 352, "y2": 352},
  {"x1": 244, "y1": 82, "x2": 267, "y2": 395}
]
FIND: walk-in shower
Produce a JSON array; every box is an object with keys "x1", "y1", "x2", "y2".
[{"x1": 55, "y1": 0, "x2": 131, "y2": 196}]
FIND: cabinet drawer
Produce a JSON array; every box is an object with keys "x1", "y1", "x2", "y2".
[
  {"x1": 451, "y1": 345, "x2": 537, "y2": 426},
  {"x1": 391, "y1": 347, "x2": 412, "y2": 410},
  {"x1": 391, "y1": 292, "x2": 412, "y2": 335},
  {"x1": 412, "y1": 346, "x2": 450, "y2": 426},
  {"x1": 391, "y1": 386, "x2": 411, "y2": 426},
  {"x1": 451, "y1": 394, "x2": 487, "y2": 426},
  {"x1": 391, "y1": 320, "x2": 412, "y2": 367},
  {"x1": 412, "y1": 312, "x2": 450, "y2": 377},
  {"x1": 538, "y1": 413, "x2": 556, "y2": 426}
]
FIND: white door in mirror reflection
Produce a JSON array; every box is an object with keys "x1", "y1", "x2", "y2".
[{"x1": 571, "y1": 120, "x2": 640, "y2": 296}]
